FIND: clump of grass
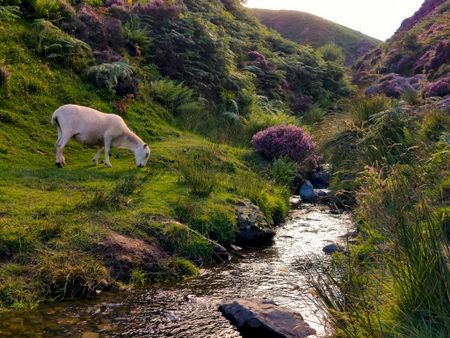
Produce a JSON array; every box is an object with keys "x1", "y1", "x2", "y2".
[
  {"x1": 174, "y1": 197, "x2": 237, "y2": 244},
  {"x1": 231, "y1": 170, "x2": 289, "y2": 224},
  {"x1": 89, "y1": 172, "x2": 143, "y2": 210},
  {"x1": 144, "y1": 221, "x2": 214, "y2": 264},
  {"x1": 38, "y1": 250, "x2": 111, "y2": 300},
  {"x1": 312, "y1": 129, "x2": 450, "y2": 337},
  {"x1": 178, "y1": 146, "x2": 222, "y2": 197},
  {"x1": 421, "y1": 109, "x2": 450, "y2": 141},
  {"x1": 317, "y1": 43, "x2": 345, "y2": 64},
  {"x1": 401, "y1": 87, "x2": 419, "y2": 105},
  {"x1": 130, "y1": 268, "x2": 147, "y2": 287},
  {"x1": 169, "y1": 258, "x2": 199, "y2": 278},
  {"x1": 348, "y1": 94, "x2": 391, "y2": 127},
  {"x1": 301, "y1": 104, "x2": 325, "y2": 125}
]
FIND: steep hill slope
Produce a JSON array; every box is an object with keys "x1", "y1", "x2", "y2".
[
  {"x1": 0, "y1": 0, "x2": 350, "y2": 309},
  {"x1": 354, "y1": 0, "x2": 450, "y2": 102},
  {"x1": 251, "y1": 8, "x2": 380, "y2": 65}
]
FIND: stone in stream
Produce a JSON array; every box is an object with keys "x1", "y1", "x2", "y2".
[
  {"x1": 299, "y1": 181, "x2": 315, "y2": 202},
  {"x1": 234, "y1": 199, "x2": 275, "y2": 246},
  {"x1": 309, "y1": 170, "x2": 330, "y2": 189},
  {"x1": 322, "y1": 243, "x2": 344, "y2": 255},
  {"x1": 219, "y1": 299, "x2": 316, "y2": 338}
]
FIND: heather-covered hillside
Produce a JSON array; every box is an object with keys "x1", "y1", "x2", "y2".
[
  {"x1": 251, "y1": 8, "x2": 380, "y2": 65},
  {"x1": 354, "y1": 0, "x2": 450, "y2": 103}
]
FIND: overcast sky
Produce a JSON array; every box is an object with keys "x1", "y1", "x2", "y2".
[{"x1": 245, "y1": 0, "x2": 424, "y2": 40}]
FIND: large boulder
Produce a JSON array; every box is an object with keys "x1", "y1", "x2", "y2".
[
  {"x1": 366, "y1": 73, "x2": 424, "y2": 98},
  {"x1": 424, "y1": 74, "x2": 450, "y2": 97},
  {"x1": 234, "y1": 199, "x2": 275, "y2": 246},
  {"x1": 219, "y1": 299, "x2": 316, "y2": 338}
]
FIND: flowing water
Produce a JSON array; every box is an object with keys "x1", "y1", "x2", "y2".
[{"x1": 0, "y1": 204, "x2": 352, "y2": 338}]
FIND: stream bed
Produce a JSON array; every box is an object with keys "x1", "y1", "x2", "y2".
[{"x1": 0, "y1": 204, "x2": 352, "y2": 337}]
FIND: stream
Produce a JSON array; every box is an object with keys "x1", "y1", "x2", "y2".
[{"x1": 0, "y1": 204, "x2": 352, "y2": 338}]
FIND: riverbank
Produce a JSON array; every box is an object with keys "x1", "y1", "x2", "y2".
[{"x1": 0, "y1": 204, "x2": 352, "y2": 337}]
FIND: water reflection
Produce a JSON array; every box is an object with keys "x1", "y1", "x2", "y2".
[{"x1": 0, "y1": 205, "x2": 351, "y2": 337}]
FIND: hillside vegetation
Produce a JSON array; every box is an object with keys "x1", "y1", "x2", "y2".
[
  {"x1": 310, "y1": 0, "x2": 450, "y2": 336},
  {"x1": 354, "y1": 0, "x2": 450, "y2": 101},
  {"x1": 251, "y1": 8, "x2": 380, "y2": 65},
  {"x1": 0, "y1": 0, "x2": 351, "y2": 309}
]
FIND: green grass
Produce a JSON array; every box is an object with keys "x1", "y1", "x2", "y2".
[
  {"x1": 310, "y1": 98, "x2": 450, "y2": 337},
  {"x1": 0, "y1": 19, "x2": 289, "y2": 310}
]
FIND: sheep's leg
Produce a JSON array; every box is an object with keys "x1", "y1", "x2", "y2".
[
  {"x1": 104, "y1": 138, "x2": 113, "y2": 168},
  {"x1": 55, "y1": 133, "x2": 71, "y2": 167},
  {"x1": 92, "y1": 146, "x2": 104, "y2": 166}
]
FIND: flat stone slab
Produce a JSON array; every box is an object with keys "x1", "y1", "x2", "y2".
[{"x1": 219, "y1": 299, "x2": 316, "y2": 338}]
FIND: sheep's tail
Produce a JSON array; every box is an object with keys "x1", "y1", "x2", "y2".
[{"x1": 51, "y1": 112, "x2": 60, "y2": 127}]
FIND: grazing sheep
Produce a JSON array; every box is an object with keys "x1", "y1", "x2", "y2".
[{"x1": 51, "y1": 104, "x2": 150, "y2": 168}]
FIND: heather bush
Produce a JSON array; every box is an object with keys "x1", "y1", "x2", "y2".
[
  {"x1": 133, "y1": 0, "x2": 181, "y2": 21},
  {"x1": 73, "y1": 6, "x2": 125, "y2": 52},
  {"x1": 252, "y1": 125, "x2": 321, "y2": 169}
]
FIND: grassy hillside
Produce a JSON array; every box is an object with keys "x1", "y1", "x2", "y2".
[
  {"x1": 0, "y1": 0, "x2": 353, "y2": 310},
  {"x1": 251, "y1": 8, "x2": 380, "y2": 65}
]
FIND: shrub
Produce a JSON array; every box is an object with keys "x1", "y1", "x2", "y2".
[
  {"x1": 86, "y1": 60, "x2": 137, "y2": 96},
  {"x1": 252, "y1": 125, "x2": 321, "y2": 169},
  {"x1": 317, "y1": 43, "x2": 345, "y2": 64}
]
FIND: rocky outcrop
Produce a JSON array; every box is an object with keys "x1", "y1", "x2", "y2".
[
  {"x1": 234, "y1": 200, "x2": 275, "y2": 246},
  {"x1": 366, "y1": 73, "x2": 424, "y2": 98},
  {"x1": 397, "y1": 0, "x2": 447, "y2": 33},
  {"x1": 424, "y1": 74, "x2": 450, "y2": 97},
  {"x1": 219, "y1": 299, "x2": 316, "y2": 338}
]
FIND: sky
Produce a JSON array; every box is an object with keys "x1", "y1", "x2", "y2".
[{"x1": 244, "y1": 0, "x2": 424, "y2": 41}]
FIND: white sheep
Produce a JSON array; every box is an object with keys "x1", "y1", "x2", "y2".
[{"x1": 51, "y1": 104, "x2": 150, "y2": 168}]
